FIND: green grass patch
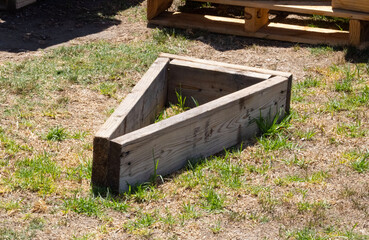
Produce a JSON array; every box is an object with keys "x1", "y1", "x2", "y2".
[
  {"x1": 125, "y1": 184, "x2": 164, "y2": 203},
  {"x1": 0, "y1": 199, "x2": 22, "y2": 211},
  {"x1": 67, "y1": 157, "x2": 92, "y2": 182},
  {"x1": 64, "y1": 194, "x2": 129, "y2": 217},
  {"x1": 295, "y1": 76, "x2": 321, "y2": 89},
  {"x1": 123, "y1": 211, "x2": 158, "y2": 232},
  {"x1": 326, "y1": 87, "x2": 369, "y2": 112},
  {"x1": 349, "y1": 151, "x2": 369, "y2": 173},
  {"x1": 257, "y1": 134, "x2": 297, "y2": 151},
  {"x1": 0, "y1": 32, "x2": 189, "y2": 96},
  {"x1": 45, "y1": 126, "x2": 69, "y2": 141},
  {"x1": 201, "y1": 188, "x2": 225, "y2": 211},
  {"x1": 297, "y1": 200, "x2": 330, "y2": 214},
  {"x1": 5, "y1": 153, "x2": 61, "y2": 194},
  {"x1": 285, "y1": 225, "x2": 369, "y2": 240},
  {"x1": 275, "y1": 171, "x2": 329, "y2": 186},
  {"x1": 310, "y1": 46, "x2": 334, "y2": 56},
  {"x1": 174, "y1": 146, "x2": 246, "y2": 190},
  {"x1": 0, "y1": 227, "x2": 35, "y2": 240},
  {"x1": 180, "y1": 201, "x2": 201, "y2": 220},
  {"x1": 0, "y1": 127, "x2": 31, "y2": 158},
  {"x1": 253, "y1": 110, "x2": 295, "y2": 151},
  {"x1": 336, "y1": 121, "x2": 366, "y2": 138}
]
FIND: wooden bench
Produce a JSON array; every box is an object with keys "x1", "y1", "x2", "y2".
[{"x1": 148, "y1": 0, "x2": 369, "y2": 47}]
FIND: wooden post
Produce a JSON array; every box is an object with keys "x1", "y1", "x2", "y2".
[
  {"x1": 244, "y1": 7, "x2": 269, "y2": 32},
  {"x1": 349, "y1": 20, "x2": 361, "y2": 46},
  {"x1": 147, "y1": 0, "x2": 173, "y2": 20}
]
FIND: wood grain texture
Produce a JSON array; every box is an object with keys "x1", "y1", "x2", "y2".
[
  {"x1": 191, "y1": 0, "x2": 369, "y2": 21},
  {"x1": 112, "y1": 76, "x2": 290, "y2": 192},
  {"x1": 244, "y1": 7, "x2": 269, "y2": 32},
  {"x1": 149, "y1": 12, "x2": 349, "y2": 46},
  {"x1": 332, "y1": 0, "x2": 369, "y2": 14},
  {"x1": 92, "y1": 57, "x2": 170, "y2": 190},
  {"x1": 349, "y1": 20, "x2": 361, "y2": 46},
  {"x1": 147, "y1": 0, "x2": 173, "y2": 20},
  {"x1": 160, "y1": 53, "x2": 292, "y2": 78},
  {"x1": 167, "y1": 59, "x2": 271, "y2": 107}
]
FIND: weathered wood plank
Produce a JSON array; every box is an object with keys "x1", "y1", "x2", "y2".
[
  {"x1": 149, "y1": 12, "x2": 350, "y2": 46},
  {"x1": 160, "y1": 53, "x2": 292, "y2": 78},
  {"x1": 15, "y1": 0, "x2": 36, "y2": 9},
  {"x1": 167, "y1": 59, "x2": 271, "y2": 107},
  {"x1": 332, "y1": 0, "x2": 369, "y2": 14},
  {"x1": 92, "y1": 57, "x2": 170, "y2": 190},
  {"x1": 111, "y1": 76, "x2": 290, "y2": 192}
]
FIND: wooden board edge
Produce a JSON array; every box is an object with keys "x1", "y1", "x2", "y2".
[
  {"x1": 112, "y1": 75, "x2": 289, "y2": 145},
  {"x1": 92, "y1": 57, "x2": 169, "y2": 191},
  {"x1": 161, "y1": 53, "x2": 292, "y2": 78},
  {"x1": 169, "y1": 59, "x2": 272, "y2": 80},
  {"x1": 94, "y1": 57, "x2": 170, "y2": 140},
  {"x1": 285, "y1": 74, "x2": 293, "y2": 114}
]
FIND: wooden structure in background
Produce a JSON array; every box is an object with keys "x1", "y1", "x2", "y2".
[
  {"x1": 0, "y1": 0, "x2": 36, "y2": 10},
  {"x1": 147, "y1": 0, "x2": 369, "y2": 47},
  {"x1": 92, "y1": 54, "x2": 292, "y2": 193},
  {"x1": 332, "y1": 0, "x2": 369, "y2": 14}
]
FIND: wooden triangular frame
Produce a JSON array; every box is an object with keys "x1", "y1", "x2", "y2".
[{"x1": 92, "y1": 53, "x2": 292, "y2": 193}]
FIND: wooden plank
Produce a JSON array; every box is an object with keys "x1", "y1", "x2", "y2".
[
  {"x1": 147, "y1": 0, "x2": 173, "y2": 20},
  {"x1": 149, "y1": 12, "x2": 349, "y2": 46},
  {"x1": 92, "y1": 57, "x2": 170, "y2": 190},
  {"x1": 5, "y1": 0, "x2": 36, "y2": 10},
  {"x1": 349, "y1": 20, "x2": 361, "y2": 46},
  {"x1": 244, "y1": 7, "x2": 269, "y2": 32},
  {"x1": 111, "y1": 76, "x2": 290, "y2": 192},
  {"x1": 190, "y1": 0, "x2": 369, "y2": 21},
  {"x1": 160, "y1": 53, "x2": 292, "y2": 78},
  {"x1": 167, "y1": 59, "x2": 271, "y2": 107},
  {"x1": 16, "y1": 0, "x2": 36, "y2": 9},
  {"x1": 332, "y1": 0, "x2": 369, "y2": 14}
]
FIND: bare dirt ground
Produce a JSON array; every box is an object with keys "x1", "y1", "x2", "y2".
[{"x1": 1, "y1": 0, "x2": 369, "y2": 239}]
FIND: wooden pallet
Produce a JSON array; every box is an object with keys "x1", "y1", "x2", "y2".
[
  {"x1": 148, "y1": 0, "x2": 369, "y2": 47},
  {"x1": 0, "y1": 0, "x2": 36, "y2": 10}
]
